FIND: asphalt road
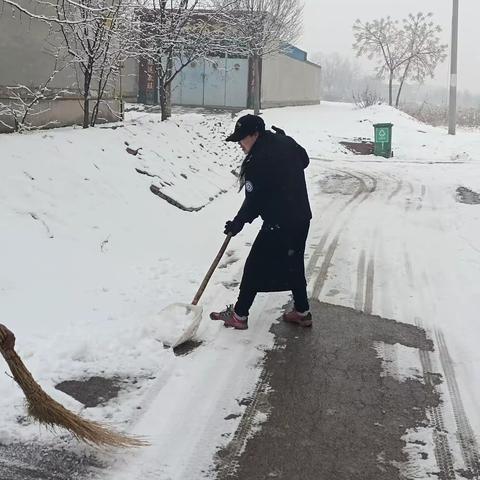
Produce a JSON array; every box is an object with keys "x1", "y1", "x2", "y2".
[{"x1": 215, "y1": 300, "x2": 438, "y2": 480}]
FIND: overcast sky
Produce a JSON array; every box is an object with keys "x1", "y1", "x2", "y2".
[{"x1": 297, "y1": 0, "x2": 480, "y2": 94}]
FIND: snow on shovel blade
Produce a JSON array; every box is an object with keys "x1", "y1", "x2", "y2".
[
  {"x1": 154, "y1": 235, "x2": 232, "y2": 348},
  {"x1": 155, "y1": 303, "x2": 203, "y2": 348}
]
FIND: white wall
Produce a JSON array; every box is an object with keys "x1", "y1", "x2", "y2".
[
  {"x1": 261, "y1": 53, "x2": 321, "y2": 108},
  {"x1": 0, "y1": 1, "x2": 76, "y2": 90},
  {"x1": 122, "y1": 58, "x2": 139, "y2": 101},
  {"x1": 0, "y1": 0, "x2": 127, "y2": 131}
]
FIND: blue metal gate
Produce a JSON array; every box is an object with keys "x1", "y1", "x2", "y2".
[{"x1": 171, "y1": 55, "x2": 248, "y2": 108}]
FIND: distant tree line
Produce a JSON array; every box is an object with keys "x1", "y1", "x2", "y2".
[{"x1": 313, "y1": 49, "x2": 480, "y2": 127}]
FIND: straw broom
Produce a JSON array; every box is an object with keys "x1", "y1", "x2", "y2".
[{"x1": 0, "y1": 324, "x2": 147, "y2": 448}]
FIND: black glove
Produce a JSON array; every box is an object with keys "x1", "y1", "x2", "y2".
[
  {"x1": 272, "y1": 125, "x2": 286, "y2": 135},
  {"x1": 224, "y1": 218, "x2": 244, "y2": 236}
]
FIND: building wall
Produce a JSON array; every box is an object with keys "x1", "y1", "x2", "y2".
[
  {"x1": 0, "y1": 98, "x2": 122, "y2": 132},
  {"x1": 0, "y1": 0, "x2": 127, "y2": 131},
  {"x1": 0, "y1": 1, "x2": 77, "y2": 90},
  {"x1": 122, "y1": 58, "x2": 139, "y2": 102},
  {"x1": 261, "y1": 53, "x2": 321, "y2": 108}
]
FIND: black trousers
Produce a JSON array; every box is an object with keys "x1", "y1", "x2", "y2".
[
  {"x1": 234, "y1": 221, "x2": 310, "y2": 317},
  {"x1": 235, "y1": 285, "x2": 310, "y2": 317}
]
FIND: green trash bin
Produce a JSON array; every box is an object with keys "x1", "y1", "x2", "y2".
[{"x1": 373, "y1": 123, "x2": 393, "y2": 158}]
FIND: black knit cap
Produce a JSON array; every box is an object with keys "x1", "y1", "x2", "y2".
[{"x1": 226, "y1": 114, "x2": 266, "y2": 142}]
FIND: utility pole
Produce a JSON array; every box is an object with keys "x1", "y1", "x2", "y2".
[{"x1": 448, "y1": 0, "x2": 459, "y2": 135}]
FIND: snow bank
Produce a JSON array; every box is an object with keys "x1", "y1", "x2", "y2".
[
  {"x1": 0, "y1": 108, "x2": 244, "y2": 444},
  {"x1": 257, "y1": 102, "x2": 480, "y2": 163}
]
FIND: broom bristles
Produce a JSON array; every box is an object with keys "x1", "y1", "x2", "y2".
[{"x1": 1, "y1": 348, "x2": 148, "y2": 448}]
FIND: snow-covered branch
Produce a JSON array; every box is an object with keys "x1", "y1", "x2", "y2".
[
  {"x1": 130, "y1": 0, "x2": 245, "y2": 120},
  {"x1": 0, "y1": 56, "x2": 69, "y2": 132},
  {"x1": 1, "y1": 0, "x2": 114, "y2": 24},
  {"x1": 211, "y1": 0, "x2": 304, "y2": 113},
  {"x1": 51, "y1": 0, "x2": 136, "y2": 127}
]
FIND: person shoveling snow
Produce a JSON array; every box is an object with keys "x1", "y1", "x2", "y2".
[{"x1": 210, "y1": 115, "x2": 313, "y2": 329}]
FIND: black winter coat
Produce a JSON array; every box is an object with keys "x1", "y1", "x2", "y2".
[
  {"x1": 234, "y1": 131, "x2": 312, "y2": 293},
  {"x1": 234, "y1": 131, "x2": 312, "y2": 228}
]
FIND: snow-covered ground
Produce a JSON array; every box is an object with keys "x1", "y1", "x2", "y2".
[{"x1": 1, "y1": 102, "x2": 480, "y2": 479}]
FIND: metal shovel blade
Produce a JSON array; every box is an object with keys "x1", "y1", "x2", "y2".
[
  {"x1": 155, "y1": 234, "x2": 232, "y2": 349},
  {"x1": 155, "y1": 303, "x2": 203, "y2": 348}
]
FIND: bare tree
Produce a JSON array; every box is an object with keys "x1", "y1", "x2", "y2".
[
  {"x1": 4, "y1": 0, "x2": 229, "y2": 125},
  {"x1": 353, "y1": 13, "x2": 446, "y2": 108},
  {"x1": 131, "y1": 0, "x2": 249, "y2": 121},
  {"x1": 395, "y1": 13, "x2": 447, "y2": 107},
  {"x1": 132, "y1": 1, "x2": 215, "y2": 121},
  {"x1": 218, "y1": 0, "x2": 303, "y2": 114},
  {"x1": 0, "y1": 58, "x2": 67, "y2": 132},
  {"x1": 54, "y1": 0, "x2": 132, "y2": 128},
  {"x1": 353, "y1": 17, "x2": 405, "y2": 106},
  {"x1": 3, "y1": 0, "x2": 134, "y2": 128}
]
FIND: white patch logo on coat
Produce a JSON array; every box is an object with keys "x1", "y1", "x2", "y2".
[{"x1": 245, "y1": 181, "x2": 254, "y2": 192}]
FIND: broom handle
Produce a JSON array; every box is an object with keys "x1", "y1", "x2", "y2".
[{"x1": 191, "y1": 233, "x2": 232, "y2": 306}]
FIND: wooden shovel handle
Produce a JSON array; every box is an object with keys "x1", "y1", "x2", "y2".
[{"x1": 191, "y1": 233, "x2": 233, "y2": 306}]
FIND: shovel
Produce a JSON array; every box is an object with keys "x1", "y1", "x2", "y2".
[{"x1": 156, "y1": 233, "x2": 233, "y2": 348}]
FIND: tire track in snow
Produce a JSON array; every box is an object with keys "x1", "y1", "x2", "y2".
[
  {"x1": 404, "y1": 179, "x2": 480, "y2": 477},
  {"x1": 415, "y1": 318, "x2": 457, "y2": 480},
  {"x1": 423, "y1": 172, "x2": 480, "y2": 478},
  {"x1": 435, "y1": 330, "x2": 480, "y2": 478},
  {"x1": 310, "y1": 167, "x2": 404, "y2": 309},
  {"x1": 416, "y1": 184, "x2": 427, "y2": 211},
  {"x1": 403, "y1": 243, "x2": 457, "y2": 480},
  {"x1": 355, "y1": 243, "x2": 375, "y2": 314},
  {"x1": 387, "y1": 178, "x2": 403, "y2": 203},
  {"x1": 215, "y1": 369, "x2": 272, "y2": 479},
  {"x1": 373, "y1": 175, "x2": 455, "y2": 478},
  {"x1": 310, "y1": 170, "x2": 377, "y2": 299},
  {"x1": 305, "y1": 167, "x2": 367, "y2": 280},
  {"x1": 354, "y1": 170, "x2": 406, "y2": 316},
  {"x1": 317, "y1": 167, "x2": 402, "y2": 311},
  {"x1": 405, "y1": 182, "x2": 415, "y2": 212},
  {"x1": 403, "y1": 179, "x2": 473, "y2": 478},
  {"x1": 311, "y1": 234, "x2": 340, "y2": 299}
]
